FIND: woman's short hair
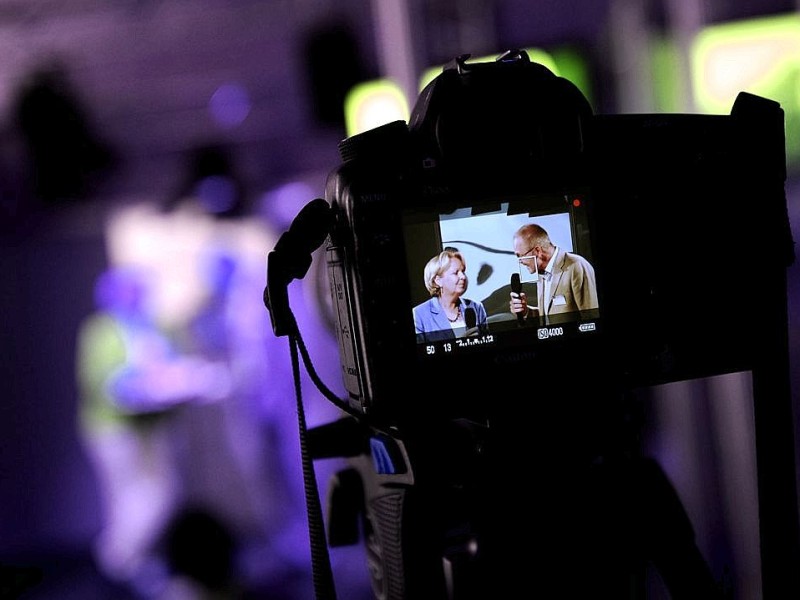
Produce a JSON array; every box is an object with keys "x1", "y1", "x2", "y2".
[{"x1": 423, "y1": 249, "x2": 465, "y2": 297}]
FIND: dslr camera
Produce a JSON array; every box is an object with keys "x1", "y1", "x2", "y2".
[{"x1": 266, "y1": 50, "x2": 793, "y2": 599}]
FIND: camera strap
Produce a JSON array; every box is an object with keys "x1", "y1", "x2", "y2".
[
  {"x1": 284, "y1": 308, "x2": 369, "y2": 599},
  {"x1": 288, "y1": 330, "x2": 338, "y2": 600}
]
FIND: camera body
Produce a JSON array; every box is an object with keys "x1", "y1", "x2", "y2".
[
  {"x1": 312, "y1": 50, "x2": 791, "y2": 598},
  {"x1": 326, "y1": 52, "x2": 602, "y2": 426},
  {"x1": 325, "y1": 49, "x2": 789, "y2": 427}
]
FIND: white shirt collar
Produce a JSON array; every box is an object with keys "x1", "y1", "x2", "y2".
[{"x1": 539, "y1": 246, "x2": 558, "y2": 279}]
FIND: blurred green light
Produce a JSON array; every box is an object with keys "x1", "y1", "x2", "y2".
[
  {"x1": 651, "y1": 35, "x2": 686, "y2": 113},
  {"x1": 693, "y1": 13, "x2": 800, "y2": 112},
  {"x1": 548, "y1": 45, "x2": 593, "y2": 107},
  {"x1": 344, "y1": 79, "x2": 410, "y2": 137},
  {"x1": 692, "y1": 13, "x2": 800, "y2": 165}
]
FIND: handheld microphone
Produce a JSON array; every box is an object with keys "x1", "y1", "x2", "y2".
[
  {"x1": 510, "y1": 273, "x2": 524, "y2": 325},
  {"x1": 465, "y1": 306, "x2": 477, "y2": 336}
]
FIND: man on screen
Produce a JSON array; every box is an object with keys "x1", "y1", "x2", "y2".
[{"x1": 509, "y1": 223, "x2": 598, "y2": 320}]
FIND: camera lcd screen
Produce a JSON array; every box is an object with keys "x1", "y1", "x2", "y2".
[{"x1": 402, "y1": 192, "x2": 601, "y2": 360}]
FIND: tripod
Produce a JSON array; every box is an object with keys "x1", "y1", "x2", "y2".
[{"x1": 317, "y1": 378, "x2": 723, "y2": 599}]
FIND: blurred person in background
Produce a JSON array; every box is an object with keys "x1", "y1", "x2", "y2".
[
  {"x1": 76, "y1": 265, "x2": 231, "y2": 599},
  {"x1": 166, "y1": 243, "x2": 293, "y2": 593}
]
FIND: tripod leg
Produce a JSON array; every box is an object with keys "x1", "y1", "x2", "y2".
[{"x1": 635, "y1": 458, "x2": 722, "y2": 599}]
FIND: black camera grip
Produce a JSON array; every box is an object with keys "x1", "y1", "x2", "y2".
[{"x1": 364, "y1": 489, "x2": 409, "y2": 599}]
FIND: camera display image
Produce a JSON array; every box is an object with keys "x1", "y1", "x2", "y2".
[{"x1": 402, "y1": 191, "x2": 601, "y2": 357}]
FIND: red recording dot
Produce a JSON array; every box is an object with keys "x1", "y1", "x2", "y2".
[{"x1": 572, "y1": 198, "x2": 582, "y2": 207}]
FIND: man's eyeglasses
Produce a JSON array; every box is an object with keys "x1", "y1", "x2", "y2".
[{"x1": 516, "y1": 246, "x2": 537, "y2": 262}]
